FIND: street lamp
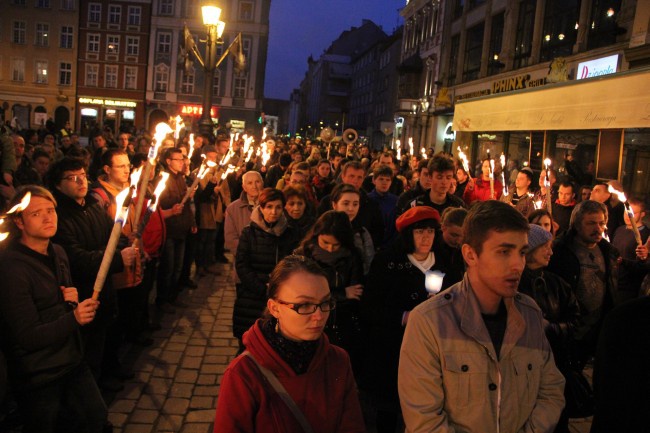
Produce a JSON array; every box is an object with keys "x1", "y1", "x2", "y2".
[{"x1": 180, "y1": 3, "x2": 246, "y2": 137}]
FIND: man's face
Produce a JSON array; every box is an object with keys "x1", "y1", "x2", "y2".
[
  {"x1": 590, "y1": 185, "x2": 609, "y2": 203},
  {"x1": 430, "y1": 170, "x2": 454, "y2": 195},
  {"x1": 33, "y1": 156, "x2": 51, "y2": 177},
  {"x1": 118, "y1": 134, "x2": 130, "y2": 150},
  {"x1": 13, "y1": 136, "x2": 25, "y2": 159},
  {"x1": 463, "y1": 229, "x2": 528, "y2": 301},
  {"x1": 360, "y1": 147, "x2": 370, "y2": 157},
  {"x1": 419, "y1": 168, "x2": 432, "y2": 189},
  {"x1": 442, "y1": 223, "x2": 463, "y2": 248},
  {"x1": 515, "y1": 172, "x2": 531, "y2": 190},
  {"x1": 44, "y1": 135, "x2": 55, "y2": 146},
  {"x1": 204, "y1": 151, "x2": 218, "y2": 163},
  {"x1": 93, "y1": 135, "x2": 106, "y2": 149},
  {"x1": 341, "y1": 168, "x2": 364, "y2": 190},
  {"x1": 624, "y1": 203, "x2": 644, "y2": 227},
  {"x1": 331, "y1": 156, "x2": 342, "y2": 169},
  {"x1": 61, "y1": 136, "x2": 72, "y2": 148},
  {"x1": 165, "y1": 152, "x2": 185, "y2": 174},
  {"x1": 242, "y1": 174, "x2": 263, "y2": 199},
  {"x1": 217, "y1": 140, "x2": 230, "y2": 156},
  {"x1": 576, "y1": 211, "x2": 607, "y2": 245},
  {"x1": 378, "y1": 155, "x2": 396, "y2": 174},
  {"x1": 15, "y1": 196, "x2": 57, "y2": 241},
  {"x1": 289, "y1": 171, "x2": 307, "y2": 187},
  {"x1": 57, "y1": 169, "x2": 88, "y2": 203},
  {"x1": 581, "y1": 187, "x2": 592, "y2": 202},
  {"x1": 372, "y1": 175, "x2": 392, "y2": 194},
  {"x1": 456, "y1": 168, "x2": 467, "y2": 183},
  {"x1": 105, "y1": 154, "x2": 131, "y2": 184},
  {"x1": 558, "y1": 185, "x2": 574, "y2": 206}
]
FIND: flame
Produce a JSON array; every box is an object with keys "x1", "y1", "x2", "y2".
[
  {"x1": 500, "y1": 153, "x2": 506, "y2": 169},
  {"x1": 114, "y1": 187, "x2": 131, "y2": 224},
  {"x1": 150, "y1": 122, "x2": 173, "y2": 162},
  {"x1": 608, "y1": 185, "x2": 627, "y2": 203},
  {"x1": 544, "y1": 158, "x2": 552, "y2": 168},
  {"x1": 260, "y1": 142, "x2": 270, "y2": 166},
  {"x1": 489, "y1": 159, "x2": 495, "y2": 179},
  {"x1": 188, "y1": 134, "x2": 195, "y2": 160},
  {"x1": 535, "y1": 200, "x2": 543, "y2": 210},
  {"x1": 408, "y1": 137, "x2": 414, "y2": 156},
  {"x1": 457, "y1": 147, "x2": 470, "y2": 174},
  {"x1": 396, "y1": 147, "x2": 401, "y2": 160},
  {"x1": 262, "y1": 126, "x2": 267, "y2": 141},
  {"x1": 174, "y1": 115, "x2": 183, "y2": 139},
  {"x1": 198, "y1": 160, "x2": 218, "y2": 179},
  {"x1": 0, "y1": 232, "x2": 8, "y2": 242},
  {"x1": 7, "y1": 192, "x2": 32, "y2": 214},
  {"x1": 242, "y1": 135, "x2": 254, "y2": 155},
  {"x1": 245, "y1": 147, "x2": 255, "y2": 163},
  {"x1": 149, "y1": 172, "x2": 170, "y2": 212},
  {"x1": 421, "y1": 147, "x2": 427, "y2": 159},
  {"x1": 221, "y1": 164, "x2": 237, "y2": 180},
  {"x1": 129, "y1": 166, "x2": 143, "y2": 200}
]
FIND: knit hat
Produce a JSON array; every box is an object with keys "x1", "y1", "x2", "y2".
[
  {"x1": 528, "y1": 223, "x2": 552, "y2": 252},
  {"x1": 396, "y1": 206, "x2": 441, "y2": 233}
]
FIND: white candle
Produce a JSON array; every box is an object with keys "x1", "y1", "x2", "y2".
[{"x1": 425, "y1": 270, "x2": 446, "y2": 294}]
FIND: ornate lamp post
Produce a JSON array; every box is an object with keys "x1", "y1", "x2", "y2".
[{"x1": 180, "y1": 4, "x2": 246, "y2": 137}]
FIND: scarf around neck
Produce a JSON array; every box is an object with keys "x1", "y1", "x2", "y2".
[{"x1": 407, "y1": 252, "x2": 435, "y2": 274}]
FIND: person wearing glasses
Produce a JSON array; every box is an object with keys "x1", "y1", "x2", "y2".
[
  {"x1": 214, "y1": 255, "x2": 365, "y2": 433},
  {"x1": 518, "y1": 224, "x2": 580, "y2": 432},
  {"x1": 361, "y1": 206, "x2": 445, "y2": 433}
]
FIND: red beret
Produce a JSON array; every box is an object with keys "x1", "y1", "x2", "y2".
[{"x1": 395, "y1": 206, "x2": 441, "y2": 233}]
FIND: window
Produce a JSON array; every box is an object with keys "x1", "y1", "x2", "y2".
[
  {"x1": 239, "y1": 1, "x2": 254, "y2": 21},
  {"x1": 513, "y1": 0, "x2": 535, "y2": 69},
  {"x1": 488, "y1": 13, "x2": 504, "y2": 76},
  {"x1": 11, "y1": 58, "x2": 25, "y2": 81},
  {"x1": 87, "y1": 33, "x2": 100, "y2": 52},
  {"x1": 180, "y1": 69, "x2": 195, "y2": 94},
  {"x1": 233, "y1": 77, "x2": 247, "y2": 98},
  {"x1": 59, "y1": 62, "x2": 72, "y2": 85},
  {"x1": 36, "y1": 60, "x2": 48, "y2": 84},
  {"x1": 61, "y1": 0, "x2": 74, "y2": 10},
  {"x1": 126, "y1": 36, "x2": 139, "y2": 56},
  {"x1": 12, "y1": 0, "x2": 26, "y2": 5},
  {"x1": 105, "y1": 65, "x2": 118, "y2": 88},
  {"x1": 212, "y1": 72, "x2": 221, "y2": 96},
  {"x1": 108, "y1": 5, "x2": 121, "y2": 25},
  {"x1": 242, "y1": 37, "x2": 252, "y2": 63},
  {"x1": 36, "y1": 0, "x2": 50, "y2": 7},
  {"x1": 34, "y1": 23, "x2": 50, "y2": 47},
  {"x1": 107, "y1": 35, "x2": 120, "y2": 54},
  {"x1": 453, "y1": 0, "x2": 464, "y2": 19},
  {"x1": 13, "y1": 21, "x2": 26, "y2": 44},
  {"x1": 185, "y1": 0, "x2": 199, "y2": 18},
  {"x1": 463, "y1": 22, "x2": 484, "y2": 82},
  {"x1": 159, "y1": 0, "x2": 173, "y2": 15},
  {"x1": 447, "y1": 34, "x2": 460, "y2": 86},
  {"x1": 124, "y1": 66, "x2": 137, "y2": 89},
  {"x1": 157, "y1": 32, "x2": 172, "y2": 53},
  {"x1": 541, "y1": 0, "x2": 579, "y2": 61},
  {"x1": 85, "y1": 64, "x2": 98, "y2": 86},
  {"x1": 88, "y1": 3, "x2": 101, "y2": 23},
  {"x1": 588, "y1": 0, "x2": 623, "y2": 50},
  {"x1": 60, "y1": 26, "x2": 73, "y2": 49},
  {"x1": 154, "y1": 64, "x2": 169, "y2": 92},
  {"x1": 127, "y1": 6, "x2": 141, "y2": 25}
]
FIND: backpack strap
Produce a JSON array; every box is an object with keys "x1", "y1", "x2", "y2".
[{"x1": 242, "y1": 351, "x2": 314, "y2": 433}]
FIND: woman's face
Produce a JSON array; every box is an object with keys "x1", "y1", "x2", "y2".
[
  {"x1": 317, "y1": 163, "x2": 331, "y2": 178},
  {"x1": 317, "y1": 234, "x2": 341, "y2": 253},
  {"x1": 260, "y1": 199, "x2": 284, "y2": 224},
  {"x1": 412, "y1": 227, "x2": 436, "y2": 256},
  {"x1": 482, "y1": 160, "x2": 491, "y2": 177},
  {"x1": 285, "y1": 196, "x2": 306, "y2": 220},
  {"x1": 268, "y1": 271, "x2": 331, "y2": 342},
  {"x1": 528, "y1": 240, "x2": 553, "y2": 268},
  {"x1": 332, "y1": 192, "x2": 360, "y2": 222},
  {"x1": 534, "y1": 216, "x2": 552, "y2": 233}
]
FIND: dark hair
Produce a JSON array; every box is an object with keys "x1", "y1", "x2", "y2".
[
  {"x1": 101, "y1": 148, "x2": 128, "y2": 168},
  {"x1": 428, "y1": 154, "x2": 455, "y2": 175},
  {"x1": 266, "y1": 255, "x2": 329, "y2": 300},
  {"x1": 301, "y1": 210, "x2": 356, "y2": 253},
  {"x1": 558, "y1": 181, "x2": 575, "y2": 193},
  {"x1": 576, "y1": 185, "x2": 592, "y2": 203},
  {"x1": 379, "y1": 152, "x2": 395, "y2": 164},
  {"x1": 32, "y1": 149, "x2": 51, "y2": 162},
  {"x1": 283, "y1": 185, "x2": 308, "y2": 203},
  {"x1": 258, "y1": 187, "x2": 285, "y2": 207},
  {"x1": 341, "y1": 160, "x2": 363, "y2": 176},
  {"x1": 441, "y1": 207, "x2": 468, "y2": 227},
  {"x1": 570, "y1": 200, "x2": 608, "y2": 230},
  {"x1": 400, "y1": 218, "x2": 440, "y2": 253},
  {"x1": 317, "y1": 158, "x2": 330, "y2": 167},
  {"x1": 279, "y1": 153, "x2": 292, "y2": 167},
  {"x1": 373, "y1": 164, "x2": 393, "y2": 179},
  {"x1": 417, "y1": 158, "x2": 429, "y2": 174},
  {"x1": 163, "y1": 147, "x2": 182, "y2": 159},
  {"x1": 527, "y1": 209, "x2": 555, "y2": 236},
  {"x1": 628, "y1": 197, "x2": 646, "y2": 214},
  {"x1": 464, "y1": 200, "x2": 529, "y2": 255},
  {"x1": 330, "y1": 183, "x2": 360, "y2": 204},
  {"x1": 47, "y1": 157, "x2": 86, "y2": 189},
  {"x1": 329, "y1": 151, "x2": 341, "y2": 160}
]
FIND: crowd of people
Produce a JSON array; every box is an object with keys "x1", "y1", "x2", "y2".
[{"x1": 0, "y1": 122, "x2": 649, "y2": 433}]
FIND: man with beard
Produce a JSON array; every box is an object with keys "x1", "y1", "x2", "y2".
[{"x1": 399, "y1": 200, "x2": 565, "y2": 433}]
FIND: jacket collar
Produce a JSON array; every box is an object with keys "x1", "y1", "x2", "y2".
[{"x1": 250, "y1": 206, "x2": 288, "y2": 236}]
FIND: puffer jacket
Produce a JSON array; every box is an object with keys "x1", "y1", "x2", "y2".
[
  {"x1": 398, "y1": 275, "x2": 566, "y2": 433},
  {"x1": 233, "y1": 208, "x2": 299, "y2": 339}
]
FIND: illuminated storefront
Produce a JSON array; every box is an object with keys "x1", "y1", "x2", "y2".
[{"x1": 77, "y1": 97, "x2": 140, "y2": 136}]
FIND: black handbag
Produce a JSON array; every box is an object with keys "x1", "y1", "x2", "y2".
[{"x1": 564, "y1": 367, "x2": 595, "y2": 418}]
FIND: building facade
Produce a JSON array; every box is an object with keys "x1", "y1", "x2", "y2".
[
  {"x1": 1, "y1": 0, "x2": 79, "y2": 131},
  {"x1": 76, "y1": 0, "x2": 152, "y2": 136},
  {"x1": 145, "y1": 0, "x2": 270, "y2": 135}
]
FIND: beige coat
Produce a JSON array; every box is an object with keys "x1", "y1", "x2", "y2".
[
  {"x1": 197, "y1": 175, "x2": 231, "y2": 229},
  {"x1": 398, "y1": 275, "x2": 565, "y2": 433}
]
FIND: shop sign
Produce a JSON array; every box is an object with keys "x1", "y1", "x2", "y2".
[
  {"x1": 78, "y1": 97, "x2": 137, "y2": 108},
  {"x1": 443, "y1": 122, "x2": 456, "y2": 141},
  {"x1": 455, "y1": 74, "x2": 548, "y2": 102},
  {"x1": 577, "y1": 54, "x2": 619, "y2": 80},
  {"x1": 180, "y1": 104, "x2": 218, "y2": 117},
  {"x1": 230, "y1": 119, "x2": 246, "y2": 130}
]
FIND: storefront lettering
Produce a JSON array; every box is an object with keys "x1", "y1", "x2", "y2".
[
  {"x1": 455, "y1": 89, "x2": 491, "y2": 102},
  {"x1": 180, "y1": 105, "x2": 217, "y2": 117},
  {"x1": 584, "y1": 111, "x2": 617, "y2": 126},
  {"x1": 78, "y1": 97, "x2": 137, "y2": 108},
  {"x1": 492, "y1": 74, "x2": 530, "y2": 94}
]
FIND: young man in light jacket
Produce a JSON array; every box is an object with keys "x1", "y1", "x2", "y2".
[{"x1": 398, "y1": 200, "x2": 565, "y2": 433}]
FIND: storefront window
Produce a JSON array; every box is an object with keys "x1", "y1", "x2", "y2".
[
  {"x1": 463, "y1": 22, "x2": 484, "y2": 82},
  {"x1": 588, "y1": 0, "x2": 623, "y2": 50},
  {"x1": 540, "y1": 0, "x2": 579, "y2": 61},
  {"x1": 513, "y1": 0, "x2": 535, "y2": 69}
]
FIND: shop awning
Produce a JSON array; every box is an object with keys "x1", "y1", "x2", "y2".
[{"x1": 452, "y1": 68, "x2": 650, "y2": 131}]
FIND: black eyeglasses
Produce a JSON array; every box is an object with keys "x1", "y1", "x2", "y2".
[
  {"x1": 275, "y1": 298, "x2": 336, "y2": 315},
  {"x1": 62, "y1": 174, "x2": 87, "y2": 182}
]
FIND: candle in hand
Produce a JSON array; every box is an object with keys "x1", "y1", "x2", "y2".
[{"x1": 425, "y1": 270, "x2": 446, "y2": 295}]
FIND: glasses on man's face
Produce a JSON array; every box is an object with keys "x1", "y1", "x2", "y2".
[
  {"x1": 62, "y1": 174, "x2": 87, "y2": 183},
  {"x1": 275, "y1": 298, "x2": 336, "y2": 315},
  {"x1": 413, "y1": 228, "x2": 436, "y2": 236}
]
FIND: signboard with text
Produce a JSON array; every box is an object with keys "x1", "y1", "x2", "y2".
[
  {"x1": 576, "y1": 54, "x2": 619, "y2": 80},
  {"x1": 180, "y1": 104, "x2": 218, "y2": 118}
]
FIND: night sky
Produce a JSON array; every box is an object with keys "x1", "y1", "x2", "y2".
[{"x1": 264, "y1": 0, "x2": 405, "y2": 100}]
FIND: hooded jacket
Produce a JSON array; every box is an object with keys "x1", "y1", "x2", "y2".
[
  {"x1": 213, "y1": 319, "x2": 365, "y2": 433},
  {"x1": 398, "y1": 275, "x2": 565, "y2": 433}
]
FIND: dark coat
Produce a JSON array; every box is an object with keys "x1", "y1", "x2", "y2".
[
  {"x1": 432, "y1": 232, "x2": 465, "y2": 291},
  {"x1": 52, "y1": 190, "x2": 124, "y2": 324},
  {"x1": 317, "y1": 190, "x2": 384, "y2": 248},
  {"x1": 233, "y1": 210, "x2": 299, "y2": 339},
  {"x1": 159, "y1": 170, "x2": 195, "y2": 239},
  {"x1": 0, "y1": 242, "x2": 83, "y2": 389}
]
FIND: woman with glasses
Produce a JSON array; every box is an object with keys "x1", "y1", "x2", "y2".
[
  {"x1": 234, "y1": 188, "x2": 300, "y2": 353},
  {"x1": 518, "y1": 224, "x2": 580, "y2": 433},
  {"x1": 360, "y1": 206, "x2": 446, "y2": 433},
  {"x1": 214, "y1": 255, "x2": 366, "y2": 433}
]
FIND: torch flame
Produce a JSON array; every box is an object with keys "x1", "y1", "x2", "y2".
[
  {"x1": 500, "y1": 153, "x2": 506, "y2": 169},
  {"x1": 150, "y1": 122, "x2": 173, "y2": 162},
  {"x1": 7, "y1": 192, "x2": 32, "y2": 214},
  {"x1": 396, "y1": 147, "x2": 401, "y2": 160},
  {"x1": 535, "y1": 200, "x2": 543, "y2": 210},
  {"x1": 188, "y1": 134, "x2": 195, "y2": 160},
  {"x1": 421, "y1": 147, "x2": 427, "y2": 159},
  {"x1": 262, "y1": 126, "x2": 267, "y2": 141},
  {"x1": 221, "y1": 164, "x2": 237, "y2": 180},
  {"x1": 114, "y1": 187, "x2": 131, "y2": 225},
  {"x1": 174, "y1": 115, "x2": 183, "y2": 140},
  {"x1": 149, "y1": 172, "x2": 170, "y2": 212},
  {"x1": 130, "y1": 166, "x2": 143, "y2": 200},
  {"x1": 544, "y1": 158, "x2": 552, "y2": 168},
  {"x1": 489, "y1": 159, "x2": 495, "y2": 179},
  {"x1": 457, "y1": 147, "x2": 470, "y2": 174},
  {"x1": 408, "y1": 137, "x2": 414, "y2": 156},
  {"x1": 0, "y1": 232, "x2": 8, "y2": 242},
  {"x1": 608, "y1": 185, "x2": 627, "y2": 203}
]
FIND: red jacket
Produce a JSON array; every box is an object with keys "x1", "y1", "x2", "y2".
[
  {"x1": 463, "y1": 177, "x2": 503, "y2": 205},
  {"x1": 214, "y1": 320, "x2": 365, "y2": 433}
]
